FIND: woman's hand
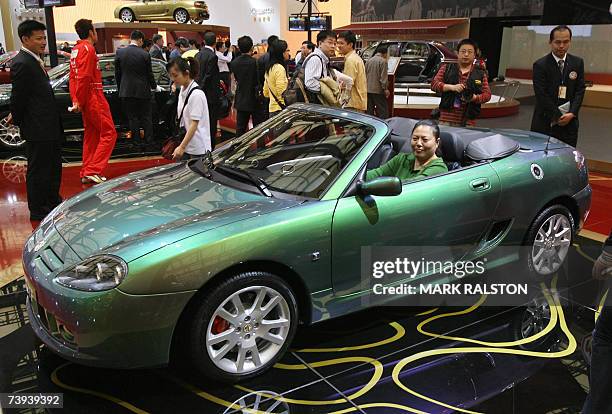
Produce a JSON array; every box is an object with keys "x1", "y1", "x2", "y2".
[
  {"x1": 450, "y1": 84, "x2": 466, "y2": 93},
  {"x1": 172, "y1": 145, "x2": 185, "y2": 161}
]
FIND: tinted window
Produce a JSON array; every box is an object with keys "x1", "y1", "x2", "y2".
[
  {"x1": 99, "y1": 59, "x2": 115, "y2": 86},
  {"x1": 402, "y1": 43, "x2": 429, "y2": 59},
  {"x1": 217, "y1": 110, "x2": 374, "y2": 198}
]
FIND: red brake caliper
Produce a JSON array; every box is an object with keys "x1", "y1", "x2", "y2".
[{"x1": 212, "y1": 316, "x2": 230, "y2": 334}]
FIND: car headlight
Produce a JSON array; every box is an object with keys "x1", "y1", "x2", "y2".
[{"x1": 54, "y1": 255, "x2": 128, "y2": 291}]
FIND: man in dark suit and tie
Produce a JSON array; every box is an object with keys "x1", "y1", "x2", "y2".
[
  {"x1": 196, "y1": 31, "x2": 221, "y2": 147},
  {"x1": 231, "y1": 35, "x2": 265, "y2": 136},
  {"x1": 531, "y1": 25, "x2": 585, "y2": 147},
  {"x1": 115, "y1": 30, "x2": 158, "y2": 151},
  {"x1": 8, "y1": 20, "x2": 63, "y2": 222},
  {"x1": 150, "y1": 34, "x2": 165, "y2": 61}
]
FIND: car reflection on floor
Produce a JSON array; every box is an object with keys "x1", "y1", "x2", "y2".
[{"x1": 0, "y1": 236, "x2": 603, "y2": 414}]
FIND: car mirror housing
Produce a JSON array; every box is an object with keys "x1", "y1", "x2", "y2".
[{"x1": 358, "y1": 177, "x2": 402, "y2": 197}]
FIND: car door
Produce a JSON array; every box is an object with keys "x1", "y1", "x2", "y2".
[
  {"x1": 142, "y1": 0, "x2": 167, "y2": 18},
  {"x1": 53, "y1": 75, "x2": 82, "y2": 133},
  {"x1": 331, "y1": 163, "x2": 501, "y2": 296},
  {"x1": 98, "y1": 58, "x2": 123, "y2": 128},
  {"x1": 396, "y1": 42, "x2": 429, "y2": 82},
  {"x1": 151, "y1": 59, "x2": 173, "y2": 140}
]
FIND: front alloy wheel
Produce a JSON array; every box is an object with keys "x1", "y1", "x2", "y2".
[
  {"x1": 120, "y1": 8, "x2": 134, "y2": 23},
  {"x1": 188, "y1": 272, "x2": 298, "y2": 382},
  {"x1": 207, "y1": 286, "x2": 291, "y2": 374},
  {"x1": 174, "y1": 9, "x2": 190, "y2": 24},
  {"x1": 0, "y1": 113, "x2": 24, "y2": 149}
]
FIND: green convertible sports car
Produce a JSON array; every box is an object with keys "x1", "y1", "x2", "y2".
[{"x1": 23, "y1": 104, "x2": 591, "y2": 382}]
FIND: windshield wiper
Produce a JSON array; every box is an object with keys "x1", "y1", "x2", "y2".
[{"x1": 215, "y1": 164, "x2": 272, "y2": 197}]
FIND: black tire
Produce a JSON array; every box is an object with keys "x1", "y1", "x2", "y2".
[
  {"x1": 119, "y1": 8, "x2": 135, "y2": 23},
  {"x1": 523, "y1": 204, "x2": 575, "y2": 280},
  {"x1": 187, "y1": 271, "x2": 298, "y2": 383},
  {"x1": 174, "y1": 8, "x2": 190, "y2": 24}
]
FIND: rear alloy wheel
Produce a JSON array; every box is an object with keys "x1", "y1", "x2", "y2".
[
  {"x1": 174, "y1": 8, "x2": 190, "y2": 24},
  {"x1": 512, "y1": 297, "x2": 560, "y2": 351},
  {"x1": 0, "y1": 113, "x2": 24, "y2": 149},
  {"x1": 188, "y1": 272, "x2": 298, "y2": 383},
  {"x1": 120, "y1": 8, "x2": 135, "y2": 23},
  {"x1": 525, "y1": 205, "x2": 574, "y2": 277}
]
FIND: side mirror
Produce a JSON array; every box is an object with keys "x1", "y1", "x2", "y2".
[{"x1": 358, "y1": 177, "x2": 402, "y2": 197}]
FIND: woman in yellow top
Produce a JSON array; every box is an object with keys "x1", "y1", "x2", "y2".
[{"x1": 263, "y1": 39, "x2": 289, "y2": 117}]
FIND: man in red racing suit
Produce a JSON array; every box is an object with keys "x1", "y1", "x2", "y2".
[{"x1": 69, "y1": 19, "x2": 116, "y2": 184}]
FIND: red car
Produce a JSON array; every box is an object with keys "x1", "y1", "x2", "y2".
[
  {"x1": 0, "y1": 51, "x2": 18, "y2": 85},
  {"x1": 331, "y1": 41, "x2": 458, "y2": 84}
]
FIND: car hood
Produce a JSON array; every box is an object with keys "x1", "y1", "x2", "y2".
[{"x1": 52, "y1": 163, "x2": 301, "y2": 261}]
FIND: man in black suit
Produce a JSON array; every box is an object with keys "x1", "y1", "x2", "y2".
[
  {"x1": 531, "y1": 25, "x2": 585, "y2": 147},
  {"x1": 150, "y1": 34, "x2": 165, "y2": 61},
  {"x1": 8, "y1": 20, "x2": 63, "y2": 222},
  {"x1": 115, "y1": 30, "x2": 158, "y2": 151},
  {"x1": 196, "y1": 31, "x2": 221, "y2": 147},
  {"x1": 232, "y1": 36, "x2": 266, "y2": 136}
]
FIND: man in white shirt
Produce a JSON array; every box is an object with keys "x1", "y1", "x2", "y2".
[{"x1": 304, "y1": 30, "x2": 337, "y2": 97}]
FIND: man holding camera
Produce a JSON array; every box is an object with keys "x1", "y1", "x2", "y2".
[{"x1": 431, "y1": 39, "x2": 491, "y2": 127}]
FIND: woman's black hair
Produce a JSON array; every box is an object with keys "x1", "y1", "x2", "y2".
[
  {"x1": 166, "y1": 56, "x2": 199, "y2": 80},
  {"x1": 412, "y1": 119, "x2": 440, "y2": 139},
  {"x1": 266, "y1": 39, "x2": 287, "y2": 74}
]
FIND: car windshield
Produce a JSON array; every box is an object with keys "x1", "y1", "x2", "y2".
[
  {"x1": 48, "y1": 63, "x2": 69, "y2": 80},
  {"x1": 213, "y1": 109, "x2": 374, "y2": 199}
]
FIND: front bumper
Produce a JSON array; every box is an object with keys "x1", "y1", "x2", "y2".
[
  {"x1": 26, "y1": 278, "x2": 195, "y2": 368},
  {"x1": 23, "y1": 221, "x2": 196, "y2": 368}
]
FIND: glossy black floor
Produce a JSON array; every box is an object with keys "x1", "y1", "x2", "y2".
[{"x1": 0, "y1": 236, "x2": 604, "y2": 414}]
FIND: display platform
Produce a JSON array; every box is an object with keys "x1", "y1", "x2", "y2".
[
  {"x1": 0, "y1": 236, "x2": 602, "y2": 413},
  {"x1": 392, "y1": 82, "x2": 521, "y2": 119}
]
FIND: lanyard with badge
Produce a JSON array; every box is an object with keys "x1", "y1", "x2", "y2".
[{"x1": 558, "y1": 58, "x2": 567, "y2": 100}]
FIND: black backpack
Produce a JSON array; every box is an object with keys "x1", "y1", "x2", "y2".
[{"x1": 282, "y1": 53, "x2": 324, "y2": 106}]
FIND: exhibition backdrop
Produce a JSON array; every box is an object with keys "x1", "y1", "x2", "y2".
[{"x1": 351, "y1": 0, "x2": 545, "y2": 22}]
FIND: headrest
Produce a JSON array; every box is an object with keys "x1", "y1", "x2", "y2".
[
  {"x1": 386, "y1": 117, "x2": 418, "y2": 153},
  {"x1": 465, "y1": 134, "x2": 520, "y2": 161},
  {"x1": 437, "y1": 131, "x2": 465, "y2": 162}
]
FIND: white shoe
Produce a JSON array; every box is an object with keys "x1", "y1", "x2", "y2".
[{"x1": 85, "y1": 175, "x2": 107, "y2": 184}]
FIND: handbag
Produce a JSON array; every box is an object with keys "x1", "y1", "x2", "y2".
[{"x1": 162, "y1": 85, "x2": 199, "y2": 160}]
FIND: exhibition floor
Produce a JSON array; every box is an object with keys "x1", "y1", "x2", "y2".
[{"x1": 0, "y1": 239, "x2": 602, "y2": 413}]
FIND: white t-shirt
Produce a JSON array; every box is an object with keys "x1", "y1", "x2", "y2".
[
  {"x1": 216, "y1": 50, "x2": 232, "y2": 73},
  {"x1": 177, "y1": 81, "x2": 211, "y2": 155}
]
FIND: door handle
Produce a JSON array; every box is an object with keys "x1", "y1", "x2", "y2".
[{"x1": 470, "y1": 178, "x2": 490, "y2": 191}]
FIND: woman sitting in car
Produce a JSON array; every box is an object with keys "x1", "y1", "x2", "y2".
[{"x1": 366, "y1": 120, "x2": 448, "y2": 181}]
